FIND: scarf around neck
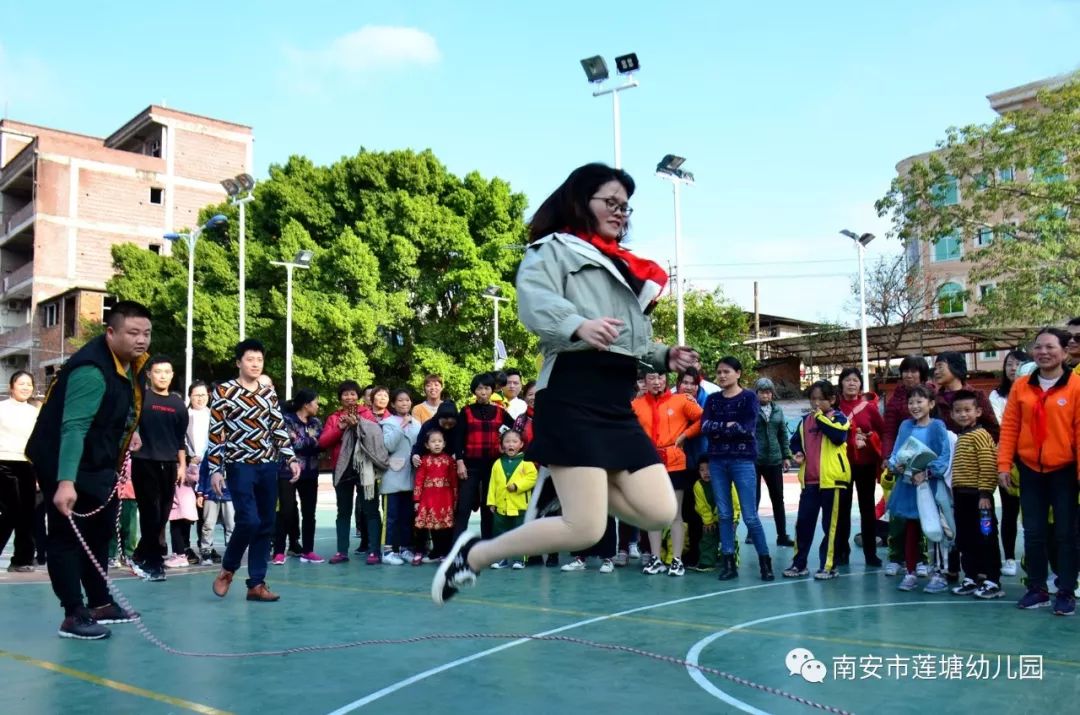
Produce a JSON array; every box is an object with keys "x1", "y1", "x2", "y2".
[{"x1": 572, "y1": 232, "x2": 668, "y2": 311}]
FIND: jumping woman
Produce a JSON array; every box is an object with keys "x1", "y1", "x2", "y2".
[{"x1": 432, "y1": 162, "x2": 696, "y2": 604}]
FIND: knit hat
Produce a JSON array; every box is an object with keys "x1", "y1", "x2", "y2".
[
  {"x1": 934, "y1": 351, "x2": 968, "y2": 382},
  {"x1": 754, "y1": 377, "x2": 776, "y2": 394}
]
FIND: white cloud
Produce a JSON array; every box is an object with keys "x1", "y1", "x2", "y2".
[{"x1": 284, "y1": 26, "x2": 440, "y2": 92}]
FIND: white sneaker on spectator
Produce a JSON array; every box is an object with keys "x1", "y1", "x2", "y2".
[
  {"x1": 598, "y1": 559, "x2": 614, "y2": 574},
  {"x1": 383, "y1": 552, "x2": 405, "y2": 566},
  {"x1": 916, "y1": 562, "x2": 929, "y2": 578},
  {"x1": 561, "y1": 557, "x2": 587, "y2": 572},
  {"x1": 628, "y1": 543, "x2": 641, "y2": 559},
  {"x1": 400, "y1": 549, "x2": 415, "y2": 563},
  {"x1": 884, "y1": 562, "x2": 902, "y2": 577},
  {"x1": 1001, "y1": 559, "x2": 1018, "y2": 577}
]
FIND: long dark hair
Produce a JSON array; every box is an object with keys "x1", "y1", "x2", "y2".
[
  {"x1": 289, "y1": 388, "x2": 318, "y2": 414},
  {"x1": 997, "y1": 349, "x2": 1031, "y2": 398},
  {"x1": 528, "y1": 163, "x2": 635, "y2": 243}
]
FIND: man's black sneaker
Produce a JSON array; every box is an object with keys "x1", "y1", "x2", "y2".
[
  {"x1": 210, "y1": 549, "x2": 222, "y2": 564},
  {"x1": 89, "y1": 603, "x2": 140, "y2": 624},
  {"x1": 58, "y1": 610, "x2": 110, "y2": 640},
  {"x1": 147, "y1": 568, "x2": 167, "y2": 582},
  {"x1": 432, "y1": 532, "x2": 481, "y2": 605},
  {"x1": 185, "y1": 548, "x2": 201, "y2": 566}
]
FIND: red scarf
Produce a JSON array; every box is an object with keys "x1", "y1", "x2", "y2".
[{"x1": 572, "y1": 232, "x2": 668, "y2": 311}]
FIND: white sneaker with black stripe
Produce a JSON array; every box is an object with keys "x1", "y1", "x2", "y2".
[
  {"x1": 431, "y1": 532, "x2": 481, "y2": 605},
  {"x1": 642, "y1": 556, "x2": 668, "y2": 575},
  {"x1": 668, "y1": 557, "x2": 686, "y2": 577}
]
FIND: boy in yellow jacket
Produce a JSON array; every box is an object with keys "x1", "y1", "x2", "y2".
[
  {"x1": 487, "y1": 430, "x2": 537, "y2": 569},
  {"x1": 691, "y1": 456, "x2": 740, "y2": 571}
]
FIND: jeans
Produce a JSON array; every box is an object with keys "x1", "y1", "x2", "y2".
[
  {"x1": 221, "y1": 462, "x2": 279, "y2": 589},
  {"x1": 0, "y1": 460, "x2": 38, "y2": 566},
  {"x1": 43, "y1": 483, "x2": 118, "y2": 615},
  {"x1": 200, "y1": 500, "x2": 235, "y2": 552},
  {"x1": 384, "y1": 491, "x2": 414, "y2": 551},
  {"x1": 709, "y1": 458, "x2": 768, "y2": 556},
  {"x1": 130, "y1": 459, "x2": 177, "y2": 570},
  {"x1": 1018, "y1": 462, "x2": 1078, "y2": 594},
  {"x1": 274, "y1": 479, "x2": 318, "y2": 554},
  {"x1": 335, "y1": 478, "x2": 381, "y2": 556}
]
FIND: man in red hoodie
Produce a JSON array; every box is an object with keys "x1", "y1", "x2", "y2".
[{"x1": 835, "y1": 367, "x2": 885, "y2": 568}]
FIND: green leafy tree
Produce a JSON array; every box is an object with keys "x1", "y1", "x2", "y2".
[
  {"x1": 876, "y1": 75, "x2": 1080, "y2": 325},
  {"x1": 107, "y1": 149, "x2": 536, "y2": 402},
  {"x1": 650, "y1": 287, "x2": 755, "y2": 373}
]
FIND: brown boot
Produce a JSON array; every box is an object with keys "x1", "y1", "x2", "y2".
[
  {"x1": 212, "y1": 569, "x2": 234, "y2": 598},
  {"x1": 246, "y1": 583, "x2": 280, "y2": 602}
]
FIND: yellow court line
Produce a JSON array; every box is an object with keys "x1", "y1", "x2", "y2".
[
  {"x1": 284, "y1": 578, "x2": 1080, "y2": 669},
  {"x1": 0, "y1": 649, "x2": 234, "y2": 715}
]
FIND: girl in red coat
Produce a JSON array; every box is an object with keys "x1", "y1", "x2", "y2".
[{"x1": 414, "y1": 430, "x2": 458, "y2": 562}]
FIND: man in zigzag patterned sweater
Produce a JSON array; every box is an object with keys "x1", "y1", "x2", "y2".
[{"x1": 207, "y1": 339, "x2": 298, "y2": 602}]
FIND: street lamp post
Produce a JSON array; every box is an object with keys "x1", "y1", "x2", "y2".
[
  {"x1": 580, "y1": 53, "x2": 640, "y2": 168},
  {"x1": 840, "y1": 229, "x2": 876, "y2": 386},
  {"x1": 482, "y1": 286, "x2": 509, "y2": 370},
  {"x1": 270, "y1": 250, "x2": 313, "y2": 400},
  {"x1": 164, "y1": 214, "x2": 229, "y2": 395},
  {"x1": 656, "y1": 155, "x2": 695, "y2": 346},
  {"x1": 221, "y1": 173, "x2": 257, "y2": 341}
]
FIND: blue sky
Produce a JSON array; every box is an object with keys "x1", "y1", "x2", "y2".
[{"x1": 2, "y1": 1, "x2": 1078, "y2": 322}]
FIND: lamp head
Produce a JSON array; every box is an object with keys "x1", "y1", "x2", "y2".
[
  {"x1": 294, "y1": 249, "x2": 313, "y2": 267},
  {"x1": 614, "y1": 53, "x2": 640, "y2": 75},
  {"x1": 204, "y1": 214, "x2": 228, "y2": 230},
  {"x1": 235, "y1": 173, "x2": 256, "y2": 192},
  {"x1": 656, "y1": 154, "x2": 687, "y2": 174},
  {"x1": 220, "y1": 178, "x2": 241, "y2": 196},
  {"x1": 580, "y1": 55, "x2": 609, "y2": 83},
  {"x1": 163, "y1": 232, "x2": 183, "y2": 241},
  {"x1": 483, "y1": 285, "x2": 500, "y2": 297}
]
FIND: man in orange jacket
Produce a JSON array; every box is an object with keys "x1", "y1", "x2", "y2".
[{"x1": 632, "y1": 371, "x2": 703, "y2": 576}]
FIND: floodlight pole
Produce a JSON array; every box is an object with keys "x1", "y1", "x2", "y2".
[
  {"x1": 270, "y1": 258, "x2": 310, "y2": 400},
  {"x1": 592, "y1": 77, "x2": 638, "y2": 169},
  {"x1": 232, "y1": 192, "x2": 255, "y2": 340},
  {"x1": 857, "y1": 238, "x2": 870, "y2": 387},
  {"x1": 482, "y1": 293, "x2": 508, "y2": 369},
  {"x1": 657, "y1": 170, "x2": 693, "y2": 345}
]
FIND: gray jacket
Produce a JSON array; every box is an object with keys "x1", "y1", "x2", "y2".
[
  {"x1": 516, "y1": 232, "x2": 669, "y2": 389},
  {"x1": 380, "y1": 416, "x2": 420, "y2": 494},
  {"x1": 332, "y1": 418, "x2": 389, "y2": 488}
]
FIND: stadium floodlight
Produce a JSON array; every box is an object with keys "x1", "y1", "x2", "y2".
[{"x1": 580, "y1": 56, "x2": 609, "y2": 83}]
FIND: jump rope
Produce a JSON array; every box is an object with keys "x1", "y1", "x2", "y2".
[{"x1": 66, "y1": 472, "x2": 853, "y2": 715}]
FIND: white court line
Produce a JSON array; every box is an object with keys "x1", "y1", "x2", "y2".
[
  {"x1": 326, "y1": 572, "x2": 872, "y2": 714},
  {"x1": 685, "y1": 600, "x2": 980, "y2": 714}
]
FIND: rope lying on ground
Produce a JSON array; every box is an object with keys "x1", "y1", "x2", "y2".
[{"x1": 65, "y1": 508, "x2": 852, "y2": 715}]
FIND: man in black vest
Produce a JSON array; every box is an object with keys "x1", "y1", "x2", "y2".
[{"x1": 26, "y1": 301, "x2": 151, "y2": 640}]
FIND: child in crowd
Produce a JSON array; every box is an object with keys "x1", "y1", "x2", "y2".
[
  {"x1": 783, "y1": 381, "x2": 851, "y2": 580},
  {"x1": 886, "y1": 385, "x2": 952, "y2": 593},
  {"x1": 487, "y1": 430, "x2": 538, "y2": 570},
  {"x1": 108, "y1": 453, "x2": 139, "y2": 568},
  {"x1": 691, "y1": 455, "x2": 741, "y2": 571},
  {"x1": 414, "y1": 430, "x2": 458, "y2": 562},
  {"x1": 381, "y1": 389, "x2": 421, "y2": 565},
  {"x1": 947, "y1": 390, "x2": 1004, "y2": 600}
]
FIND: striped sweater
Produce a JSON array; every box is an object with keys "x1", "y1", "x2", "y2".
[
  {"x1": 950, "y1": 426, "x2": 997, "y2": 497},
  {"x1": 208, "y1": 379, "x2": 295, "y2": 477}
]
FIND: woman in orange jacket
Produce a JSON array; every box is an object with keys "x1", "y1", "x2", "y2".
[
  {"x1": 631, "y1": 371, "x2": 703, "y2": 576},
  {"x1": 998, "y1": 327, "x2": 1080, "y2": 615}
]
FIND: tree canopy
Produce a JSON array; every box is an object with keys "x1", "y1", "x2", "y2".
[
  {"x1": 650, "y1": 287, "x2": 755, "y2": 374},
  {"x1": 876, "y1": 75, "x2": 1080, "y2": 325},
  {"x1": 107, "y1": 149, "x2": 534, "y2": 403}
]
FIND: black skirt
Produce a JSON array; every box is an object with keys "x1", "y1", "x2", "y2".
[{"x1": 526, "y1": 351, "x2": 662, "y2": 472}]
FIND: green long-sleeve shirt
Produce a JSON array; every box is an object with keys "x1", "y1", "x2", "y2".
[{"x1": 57, "y1": 365, "x2": 130, "y2": 482}]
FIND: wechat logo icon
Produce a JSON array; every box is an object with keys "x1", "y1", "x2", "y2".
[{"x1": 785, "y1": 647, "x2": 828, "y2": 683}]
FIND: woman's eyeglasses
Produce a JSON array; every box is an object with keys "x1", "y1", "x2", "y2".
[{"x1": 591, "y1": 195, "x2": 633, "y2": 216}]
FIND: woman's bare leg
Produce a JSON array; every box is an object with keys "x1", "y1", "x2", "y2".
[
  {"x1": 467, "y1": 467, "x2": 609, "y2": 570},
  {"x1": 607, "y1": 464, "x2": 679, "y2": 531},
  {"x1": 670, "y1": 489, "x2": 685, "y2": 558}
]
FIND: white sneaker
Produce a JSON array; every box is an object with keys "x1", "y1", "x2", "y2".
[
  {"x1": 628, "y1": 543, "x2": 641, "y2": 559},
  {"x1": 511, "y1": 561, "x2": 525, "y2": 570},
  {"x1": 1001, "y1": 559, "x2": 1018, "y2": 577},
  {"x1": 884, "y1": 562, "x2": 902, "y2": 577},
  {"x1": 642, "y1": 556, "x2": 668, "y2": 575},
  {"x1": 924, "y1": 574, "x2": 948, "y2": 594},
  {"x1": 898, "y1": 573, "x2": 918, "y2": 591},
  {"x1": 598, "y1": 559, "x2": 614, "y2": 574},
  {"x1": 400, "y1": 549, "x2": 415, "y2": 563},
  {"x1": 561, "y1": 558, "x2": 587, "y2": 572},
  {"x1": 383, "y1": 552, "x2": 405, "y2": 566},
  {"x1": 916, "y1": 562, "x2": 929, "y2": 578}
]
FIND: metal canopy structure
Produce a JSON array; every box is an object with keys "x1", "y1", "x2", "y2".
[{"x1": 745, "y1": 317, "x2": 1038, "y2": 370}]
